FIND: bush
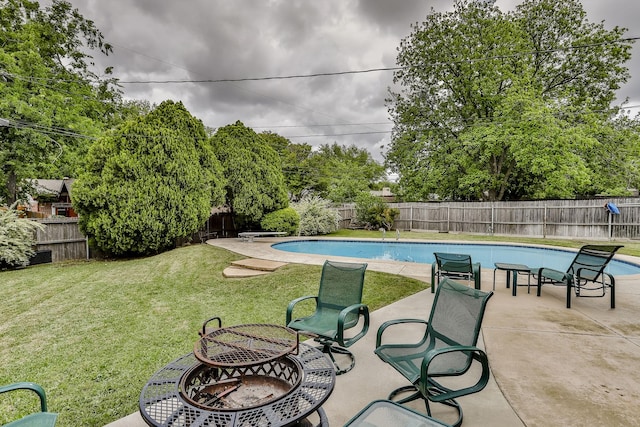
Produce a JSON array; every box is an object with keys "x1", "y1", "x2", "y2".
[
  {"x1": 73, "y1": 101, "x2": 225, "y2": 256},
  {"x1": 292, "y1": 195, "x2": 341, "y2": 236},
  {"x1": 355, "y1": 192, "x2": 399, "y2": 231},
  {"x1": 0, "y1": 207, "x2": 45, "y2": 267},
  {"x1": 260, "y1": 208, "x2": 299, "y2": 235}
]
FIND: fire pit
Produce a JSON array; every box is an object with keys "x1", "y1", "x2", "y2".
[{"x1": 139, "y1": 323, "x2": 335, "y2": 427}]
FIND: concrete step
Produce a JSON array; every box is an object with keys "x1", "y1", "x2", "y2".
[
  {"x1": 222, "y1": 266, "x2": 272, "y2": 278},
  {"x1": 230, "y1": 259, "x2": 287, "y2": 272}
]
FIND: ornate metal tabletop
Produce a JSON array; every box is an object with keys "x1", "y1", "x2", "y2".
[
  {"x1": 194, "y1": 323, "x2": 299, "y2": 367},
  {"x1": 139, "y1": 342, "x2": 335, "y2": 427}
]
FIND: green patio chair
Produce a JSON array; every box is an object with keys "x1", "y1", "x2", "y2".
[
  {"x1": 431, "y1": 252, "x2": 481, "y2": 293},
  {"x1": 534, "y1": 244, "x2": 623, "y2": 308},
  {"x1": 375, "y1": 279, "x2": 493, "y2": 427},
  {"x1": 0, "y1": 382, "x2": 58, "y2": 427},
  {"x1": 287, "y1": 260, "x2": 369, "y2": 375}
]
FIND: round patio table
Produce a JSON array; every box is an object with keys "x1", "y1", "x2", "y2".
[{"x1": 139, "y1": 342, "x2": 335, "y2": 427}]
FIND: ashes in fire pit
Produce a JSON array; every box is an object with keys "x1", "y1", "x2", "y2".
[{"x1": 180, "y1": 355, "x2": 302, "y2": 410}]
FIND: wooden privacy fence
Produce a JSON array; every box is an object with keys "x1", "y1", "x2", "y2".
[
  {"x1": 338, "y1": 198, "x2": 640, "y2": 240},
  {"x1": 30, "y1": 198, "x2": 640, "y2": 263},
  {"x1": 34, "y1": 217, "x2": 89, "y2": 262}
]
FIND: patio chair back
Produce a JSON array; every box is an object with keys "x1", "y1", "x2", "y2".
[
  {"x1": 565, "y1": 245, "x2": 623, "y2": 281},
  {"x1": 316, "y1": 260, "x2": 367, "y2": 328},
  {"x1": 426, "y1": 278, "x2": 492, "y2": 375}
]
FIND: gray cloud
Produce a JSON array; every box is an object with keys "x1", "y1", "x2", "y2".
[{"x1": 63, "y1": 0, "x2": 640, "y2": 161}]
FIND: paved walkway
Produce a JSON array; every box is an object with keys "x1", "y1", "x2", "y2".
[{"x1": 107, "y1": 237, "x2": 640, "y2": 427}]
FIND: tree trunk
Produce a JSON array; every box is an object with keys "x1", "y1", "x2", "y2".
[{"x1": 7, "y1": 170, "x2": 17, "y2": 205}]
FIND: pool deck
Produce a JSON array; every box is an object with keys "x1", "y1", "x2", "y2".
[{"x1": 107, "y1": 237, "x2": 640, "y2": 427}]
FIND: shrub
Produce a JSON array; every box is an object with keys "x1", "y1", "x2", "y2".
[
  {"x1": 73, "y1": 101, "x2": 225, "y2": 256},
  {"x1": 260, "y1": 208, "x2": 299, "y2": 235},
  {"x1": 355, "y1": 192, "x2": 399, "y2": 231},
  {"x1": 292, "y1": 195, "x2": 341, "y2": 236},
  {"x1": 0, "y1": 207, "x2": 45, "y2": 267}
]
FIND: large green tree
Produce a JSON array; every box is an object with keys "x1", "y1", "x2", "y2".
[
  {"x1": 210, "y1": 121, "x2": 289, "y2": 226},
  {"x1": 386, "y1": 0, "x2": 636, "y2": 201},
  {"x1": 0, "y1": 0, "x2": 120, "y2": 204},
  {"x1": 261, "y1": 131, "x2": 314, "y2": 200},
  {"x1": 73, "y1": 101, "x2": 226, "y2": 256},
  {"x1": 306, "y1": 143, "x2": 386, "y2": 203}
]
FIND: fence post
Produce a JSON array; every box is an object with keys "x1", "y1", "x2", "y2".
[
  {"x1": 543, "y1": 205, "x2": 547, "y2": 238},
  {"x1": 447, "y1": 205, "x2": 450, "y2": 233},
  {"x1": 490, "y1": 205, "x2": 495, "y2": 235},
  {"x1": 410, "y1": 205, "x2": 413, "y2": 230}
]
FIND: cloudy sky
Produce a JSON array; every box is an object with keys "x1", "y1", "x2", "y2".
[{"x1": 64, "y1": 0, "x2": 640, "y2": 162}]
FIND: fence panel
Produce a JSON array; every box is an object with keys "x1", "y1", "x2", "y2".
[
  {"x1": 34, "y1": 218, "x2": 88, "y2": 262},
  {"x1": 337, "y1": 198, "x2": 640, "y2": 240},
  {"x1": 31, "y1": 198, "x2": 640, "y2": 264}
]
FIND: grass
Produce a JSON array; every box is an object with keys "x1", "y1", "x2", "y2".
[{"x1": 0, "y1": 242, "x2": 426, "y2": 426}]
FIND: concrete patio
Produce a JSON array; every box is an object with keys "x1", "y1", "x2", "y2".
[{"x1": 107, "y1": 237, "x2": 640, "y2": 427}]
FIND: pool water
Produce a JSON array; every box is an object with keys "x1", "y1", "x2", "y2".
[{"x1": 272, "y1": 240, "x2": 640, "y2": 276}]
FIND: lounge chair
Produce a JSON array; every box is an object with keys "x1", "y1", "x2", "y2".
[
  {"x1": 534, "y1": 244, "x2": 623, "y2": 308},
  {"x1": 431, "y1": 252, "x2": 481, "y2": 292}
]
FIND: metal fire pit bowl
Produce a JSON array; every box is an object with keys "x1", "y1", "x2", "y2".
[
  {"x1": 139, "y1": 343, "x2": 335, "y2": 427},
  {"x1": 194, "y1": 324, "x2": 299, "y2": 367},
  {"x1": 180, "y1": 355, "x2": 302, "y2": 411}
]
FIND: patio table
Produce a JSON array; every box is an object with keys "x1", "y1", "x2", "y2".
[
  {"x1": 344, "y1": 399, "x2": 451, "y2": 426},
  {"x1": 493, "y1": 263, "x2": 533, "y2": 296}
]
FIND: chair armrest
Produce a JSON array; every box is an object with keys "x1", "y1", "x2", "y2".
[
  {"x1": 575, "y1": 267, "x2": 601, "y2": 281},
  {"x1": 421, "y1": 346, "x2": 490, "y2": 401},
  {"x1": 376, "y1": 318, "x2": 428, "y2": 347},
  {"x1": 0, "y1": 382, "x2": 48, "y2": 412},
  {"x1": 286, "y1": 295, "x2": 317, "y2": 325},
  {"x1": 337, "y1": 303, "x2": 369, "y2": 347}
]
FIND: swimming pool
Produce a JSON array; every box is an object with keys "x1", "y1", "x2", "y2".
[{"x1": 272, "y1": 240, "x2": 640, "y2": 276}]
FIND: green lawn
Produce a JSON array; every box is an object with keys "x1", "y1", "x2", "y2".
[{"x1": 0, "y1": 243, "x2": 426, "y2": 426}]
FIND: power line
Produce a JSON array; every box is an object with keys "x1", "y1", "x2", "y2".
[
  {"x1": 286, "y1": 131, "x2": 392, "y2": 138},
  {"x1": 115, "y1": 37, "x2": 639, "y2": 85},
  {"x1": 0, "y1": 117, "x2": 98, "y2": 140},
  {"x1": 252, "y1": 122, "x2": 392, "y2": 129}
]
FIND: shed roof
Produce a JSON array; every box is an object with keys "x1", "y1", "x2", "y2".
[{"x1": 30, "y1": 178, "x2": 74, "y2": 199}]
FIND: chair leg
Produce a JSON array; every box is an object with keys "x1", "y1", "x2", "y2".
[
  {"x1": 388, "y1": 385, "x2": 464, "y2": 427},
  {"x1": 610, "y1": 278, "x2": 615, "y2": 309},
  {"x1": 388, "y1": 385, "x2": 423, "y2": 405},
  {"x1": 435, "y1": 397, "x2": 464, "y2": 427},
  {"x1": 320, "y1": 343, "x2": 355, "y2": 375}
]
